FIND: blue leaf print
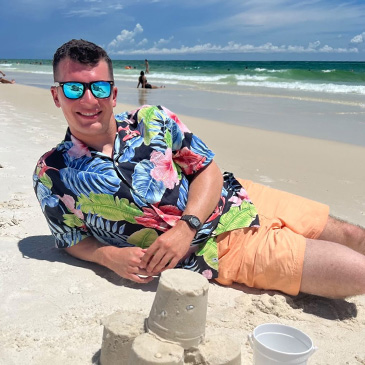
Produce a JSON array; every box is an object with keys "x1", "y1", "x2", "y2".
[
  {"x1": 131, "y1": 190, "x2": 148, "y2": 208},
  {"x1": 115, "y1": 111, "x2": 129, "y2": 121},
  {"x1": 36, "y1": 182, "x2": 59, "y2": 211},
  {"x1": 114, "y1": 135, "x2": 121, "y2": 155},
  {"x1": 177, "y1": 254, "x2": 200, "y2": 272},
  {"x1": 190, "y1": 135, "x2": 215, "y2": 162},
  {"x1": 148, "y1": 130, "x2": 167, "y2": 153},
  {"x1": 132, "y1": 160, "x2": 165, "y2": 204},
  {"x1": 221, "y1": 186, "x2": 228, "y2": 198},
  {"x1": 60, "y1": 157, "x2": 120, "y2": 197},
  {"x1": 48, "y1": 220, "x2": 84, "y2": 247},
  {"x1": 85, "y1": 213, "x2": 129, "y2": 246},
  {"x1": 117, "y1": 136, "x2": 144, "y2": 163},
  {"x1": 89, "y1": 228, "x2": 131, "y2": 247},
  {"x1": 57, "y1": 141, "x2": 73, "y2": 153},
  {"x1": 166, "y1": 118, "x2": 183, "y2": 151},
  {"x1": 223, "y1": 172, "x2": 242, "y2": 192},
  {"x1": 177, "y1": 175, "x2": 189, "y2": 211},
  {"x1": 55, "y1": 230, "x2": 84, "y2": 247}
]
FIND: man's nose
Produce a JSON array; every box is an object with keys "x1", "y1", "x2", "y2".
[{"x1": 80, "y1": 88, "x2": 98, "y2": 104}]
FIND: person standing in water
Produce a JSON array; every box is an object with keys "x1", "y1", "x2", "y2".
[{"x1": 145, "y1": 59, "x2": 149, "y2": 74}]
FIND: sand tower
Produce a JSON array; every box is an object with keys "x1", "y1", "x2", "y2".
[{"x1": 100, "y1": 269, "x2": 241, "y2": 364}]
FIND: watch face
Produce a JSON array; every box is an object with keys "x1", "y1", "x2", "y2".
[
  {"x1": 190, "y1": 216, "x2": 201, "y2": 229},
  {"x1": 181, "y1": 215, "x2": 201, "y2": 230}
]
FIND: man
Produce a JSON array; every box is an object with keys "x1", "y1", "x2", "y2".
[{"x1": 33, "y1": 39, "x2": 365, "y2": 299}]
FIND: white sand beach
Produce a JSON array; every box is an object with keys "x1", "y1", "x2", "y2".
[{"x1": 0, "y1": 84, "x2": 365, "y2": 364}]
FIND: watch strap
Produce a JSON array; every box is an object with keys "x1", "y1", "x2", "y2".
[{"x1": 180, "y1": 215, "x2": 202, "y2": 231}]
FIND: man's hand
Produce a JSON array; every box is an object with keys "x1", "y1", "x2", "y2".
[
  {"x1": 139, "y1": 221, "x2": 196, "y2": 273},
  {"x1": 101, "y1": 246, "x2": 158, "y2": 283}
]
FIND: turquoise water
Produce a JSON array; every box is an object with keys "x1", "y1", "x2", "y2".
[
  {"x1": 1, "y1": 59, "x2": 365, "y2": 147},
  {"x1": 1, "y1": 59, "x2": 365, "y2": 95}
]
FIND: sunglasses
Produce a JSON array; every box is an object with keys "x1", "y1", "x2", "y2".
[{"x1": 55, "y1": 81, "x2": 114, "y2": 100}]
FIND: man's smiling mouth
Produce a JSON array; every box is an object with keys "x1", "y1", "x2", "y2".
[{"x1": 78, "y1": 111, "x2": 101, "y2": 117}]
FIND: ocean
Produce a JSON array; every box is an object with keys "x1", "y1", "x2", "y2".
[
  {"x1": 1, "y1": 59, "x2": 365, "y2": 146},
  {"x1": 1, "y1": 59, "x2": 365, "y2": 95}
]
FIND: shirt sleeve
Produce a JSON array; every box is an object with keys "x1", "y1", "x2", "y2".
[
  {"x1": 33, "y1": 154, "x2": 90, "y2": 249},
  {"x1": 161, "y1": 105, "x2": 215, "y2": 175}
]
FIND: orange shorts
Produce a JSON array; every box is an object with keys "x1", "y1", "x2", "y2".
[{"x1": 216, "y1": 179, "x2": 329, "y2": 295}]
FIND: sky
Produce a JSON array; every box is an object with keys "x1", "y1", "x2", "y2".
[{"x1": 2, "y1": 0, "x2": 365, "y2": 61}]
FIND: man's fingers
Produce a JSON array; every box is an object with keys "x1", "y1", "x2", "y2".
[
  {"x1": 149, "y1": 254, "x2": 175, "y2": 273},
  {"x1": 146, "y1": 251, "x2": 165, "y2": 272},
  {"x1": 140, "y1": 247, "x2": 158, "y2": 268}
]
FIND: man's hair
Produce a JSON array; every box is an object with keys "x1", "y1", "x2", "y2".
[{"x1": 53, "y1": 39, "x2": 114, "y2": 80}]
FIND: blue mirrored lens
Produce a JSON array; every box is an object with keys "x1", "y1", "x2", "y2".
[
  {"x1": 91, "y1": 82, "x2": 111, "y2": 98},
  {"x1": 63, "y1": 82, "x2": 84, "y2": 99}
]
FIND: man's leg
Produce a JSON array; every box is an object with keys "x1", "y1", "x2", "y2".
[
  {"x1": 300, "y1": 238, "x2": 365, "y2": 298},
  {"x1": 318, "y1": 216, "x2": 365, "y2": 255}
]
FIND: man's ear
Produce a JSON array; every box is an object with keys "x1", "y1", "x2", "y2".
[
  {"x1": 112, "y1": 86, "x2": 118, "y2": 107},
  {"x1": 50, "y1": 86, "x2": 61, "y2": 108}
]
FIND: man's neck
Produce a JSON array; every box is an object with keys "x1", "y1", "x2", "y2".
[{"x1": 70, "y1": 124, "x2": 117, "y2": 158}]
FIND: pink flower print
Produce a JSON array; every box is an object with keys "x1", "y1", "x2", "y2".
[
  {"x1": 161, "y1": 106, "x2": 190, "y2": 133},
  {"x1": 118, "y1": 125, "x2": 141, "y2": 141},
  {"x1": 206, "y1": 197, "x2": 225, "y2": 222},
  {"x1": 135, "y1": 208, "x2": 169, "y2": 232},
  {"x1": 229, "y1": 188, "x2": 251, "y2": 206},
  {"x1": 150, "y1": 204, "x2": 182, "y2": 226},
  {"x1": 173, "y1": 147, "x2": 206, "y2": 175},
  {"x1": 58, "y1": 194, "x2": 84, "y2": 219},
  {"x1": 135, "y1": 204, "x2": 182, "y2": 231},
  {"x1": 37, "y1": 149, "x2": 58, "y2": 177},
  {"x1": 202, "y1": 270, "x2": 213, "y2": 279},
  {"x1": 150, "y1": 148, "x2": 179, "y2": 190},
  {"x1": 68, "y1": 135, "x2": 92, "y2": 159}
]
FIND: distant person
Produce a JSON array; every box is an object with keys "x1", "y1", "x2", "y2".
[
  {"x1": 0, "y1": 71, "x2": 15, "y2": 84},
  {"x1": 145, "y1": 59, "x2": 149, "y2": 74},
  {"x1": 137, "y1": 71, "x2": 164, "y2": 89}
]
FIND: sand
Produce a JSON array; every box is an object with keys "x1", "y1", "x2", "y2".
[{"x1": 0, "y1": 84, "x2": 365, "y2": 364}]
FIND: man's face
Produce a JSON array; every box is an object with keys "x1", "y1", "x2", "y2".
[{"x1": 51, "y1": 58, "x2": 118, "y2": 143}]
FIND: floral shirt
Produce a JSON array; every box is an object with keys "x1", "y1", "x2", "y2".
[{"x1": 33, "y1": 105, "x2": 259, "y2": 279}]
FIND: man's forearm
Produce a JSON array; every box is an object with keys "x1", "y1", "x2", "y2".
[
  {"x1": 64, "y1": 236, "x2": 112, "y2": 266},
  {"x1": 183, "y1": 160, "x2": 223, "y2": 223}
]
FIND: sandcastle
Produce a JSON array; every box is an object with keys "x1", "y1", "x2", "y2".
[{"x1": 100, "y1": 269, "x2": 241, "y2": 364}]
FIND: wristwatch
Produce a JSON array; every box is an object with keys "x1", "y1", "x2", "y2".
[{"x1": 180, "y1": 215, "x2": 202, "y2": 231}]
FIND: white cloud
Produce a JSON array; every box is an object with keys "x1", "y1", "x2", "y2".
[
  {"x1": 308, "y1": 41, "x2": 321, "y2": 49},
  {"x1": 138, "y1": 38, "x2": 148, "y2": 47},
  {"x1": 109, "y1": 40, "x2": 359, "y2": 55},
  {"x1": 108, "y1": 24, "x2": 144, "y2": 48},
  {"x1": 351, "y1": 33, "x2": 365, "y2": 44},
  {"x1": 109, "y1": 4, "x2": 123, "y2": 10},
  {"x1": 65, "y1": 8, "x2": 107, "y2": 17},
  {"x1": 154, "y1": 37, "x2": 174, "y2": 46}
]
